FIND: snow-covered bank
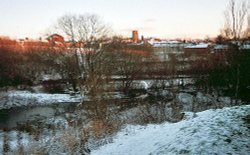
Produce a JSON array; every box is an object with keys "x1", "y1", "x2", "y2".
[
  {"x1": 0, "y1": 91, "x2": 81, "y2": 110},
  {"x1": 92, "y1": 105, "x2": 250, "y2": 155}
]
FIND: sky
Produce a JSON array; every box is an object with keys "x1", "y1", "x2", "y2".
[{"x1": 0, "y1": 0, "x2": 230, "y2": 39}]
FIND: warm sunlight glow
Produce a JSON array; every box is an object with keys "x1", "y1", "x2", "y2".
[{"x1": 0, "y1": 0, "x2": 229, "y2": 39}]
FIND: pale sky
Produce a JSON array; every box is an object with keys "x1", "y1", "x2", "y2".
[{"x1": 0, "y1": 0, "x2": 230, "y2": 39}]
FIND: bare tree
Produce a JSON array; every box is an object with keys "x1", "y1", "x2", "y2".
[
  {"x1": 117, "y1": 50, "x2": 144, "y2": 93},
  {"x1": 104, "y1": 37, "x2": 153, "y2": 94},
  {"x1": 56, "y1": 14, "x2": 110, "y2": 43},
  {"x1": 243, "y1": 15, "x2": 250, "y2": 38},
  {"x1": 219, "y1": 0, "x2": 250, "y2": 102},
  {"x1": 55, "y1": 14, "x2": 111, "y2": 98},
  {"x1": 57, "y1": 14, "x2": 78, "y2": 42},
  {"x1": 77, "y1": 14, "x2": 109, "y2": 42},
  {"x1": 221, "y1": 0, "x2": 249, "y2": 40}
]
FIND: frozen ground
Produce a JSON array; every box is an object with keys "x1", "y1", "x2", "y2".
[
  {"x1": 92, "y1": 105, "x2": 250, "y2": 155},
  {"x1": 0, "y1": 91, "x2": 81, "y2": 110}
]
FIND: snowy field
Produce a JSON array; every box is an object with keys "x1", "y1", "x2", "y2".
[{"x1": 92, "y1": 105, "x2": 250, "y2": 155}]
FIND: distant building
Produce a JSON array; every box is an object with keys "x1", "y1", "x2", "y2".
[
  {"x1": 132, "y1": 30, "x2": 139, "y2": 43},
  {"x1": 184, "y1": 43, "x2": 210, "y2": 57},
  {"x1": 212, "y1": 44, "x2": 229, "y2": 53},
  {"x1": 47, "y1": 34, "x2": 65, "y2": 43},
  {"x1": 47, "y1": 34, "x2": 66, "y2": 47},
  {"x1": 0, "y1": 37, "x2": 18, "y2": 48},
  {"x1": 210, "y1": 44, "x2": 229, "y2": 65},
  {"x1": 241, "y1": 43, "x2": 250, "y2": 50}
]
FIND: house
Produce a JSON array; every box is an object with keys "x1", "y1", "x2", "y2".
[
  {"x1": 47, "y1": 34, "x2": 65, "y2": 43},
  {"x1": 184, "y1": 43, "x2": 210, "y2": 57},
  {"x1": 212, "y1": 44, "x2": 229, "y2": 52},
  {"x1": 210, "y1": 44, "x2": 229, "y2": 65},
  {"x1": 46, "y1": 34, "x2": 68, "y2": 48}
]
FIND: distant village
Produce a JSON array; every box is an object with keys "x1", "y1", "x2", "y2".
[{"x1": 1, "y1": 30, "x2": 250, "y2": 65}]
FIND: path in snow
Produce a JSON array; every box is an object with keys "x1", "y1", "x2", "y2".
[{"x1": 91, "y1": 105, "x2": 250, "y2": 155}]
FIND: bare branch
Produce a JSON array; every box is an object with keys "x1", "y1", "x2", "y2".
[{"x1": 222, "y1": 0, "x2": 249, "y2": 40}]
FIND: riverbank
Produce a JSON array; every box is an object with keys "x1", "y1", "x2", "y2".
[{"x1": 92, "y1": 105, "x2": 250, "y2": 155}]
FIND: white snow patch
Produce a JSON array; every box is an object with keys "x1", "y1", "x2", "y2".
[
  {"x1": 91, "y1": 105, "x2": 250, "y2": 155},
  {"x1": 242, "y1": 44, "x2": 250, "y2": 49},
  {"x1": 177, "y1": 93, "x2": 193, "y2": 105},
  {"x1": 47, "y1": 117, "x2": 69, "y2": 129},
  {"x1": 0, "y1": 132, "x2": 3, "y2": 154},
  {"x1": 20, "y1": 132, "x2": 30, "y2": 147},
  {"x1": 218, "y1": 97, "x2": 232, "y2": 105},
  {"x1": 41, "y1": 73, "x2": 62, "y2": 81},
  {"x1": 196, "y1": 92, "x2": 213, "y2": 104},
  {"x1": 140, "y1": 81, "x2": 149, "y2": 89},
  {"x1": 185, "y1": 43, "x2": 209, "y2": 49},
  {"x1": 8, "y1": 131, "x2": 18, "y2": 151},
  {"x1": 0, "y1": 91, "x2": 81, "y2": 110}
]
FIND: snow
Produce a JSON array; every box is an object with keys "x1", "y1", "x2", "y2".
[
  {"x1": 185, "y1": 43, "x2": 209, "y2": 49},
  {"x1": 41, "y1": 74, "x2": 62, "y2": 81},
  {"x1": 147, "y1": 39, "x2": 185, "y2": 47},
  {"x1": 19, "y1": 133, "x2": 30, "y2": 147},
  {"x1": 0, "y1": 132, "x2": 3, "y2": 153},
  {"x1": 47, "y1": 117, "x2": 69, "y2": 129},
  {"x1": 196, "y1": 92, "x2": 213, "y2": 104},
  {"x1": 0, "y1": 91, "x2": 81, "y2": 110},
  {"x1": 242, "y1": 44, "x2": 250, "y2": 50},
  {"x1": 177, "y1": 93, "x2": 193, "y2": 105},
  {"x1": 8, "y1": 131, "x2": 18, "y2": 151},
  {"x1": 91, "y1": 105, "x2": 250, "y2": 155},
  {"x1": 140, "y1": 81, "x2": 149, "y2": 89},
  {"x1": 218, "y1": 97, "x2": 232, "y2": 105}
]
